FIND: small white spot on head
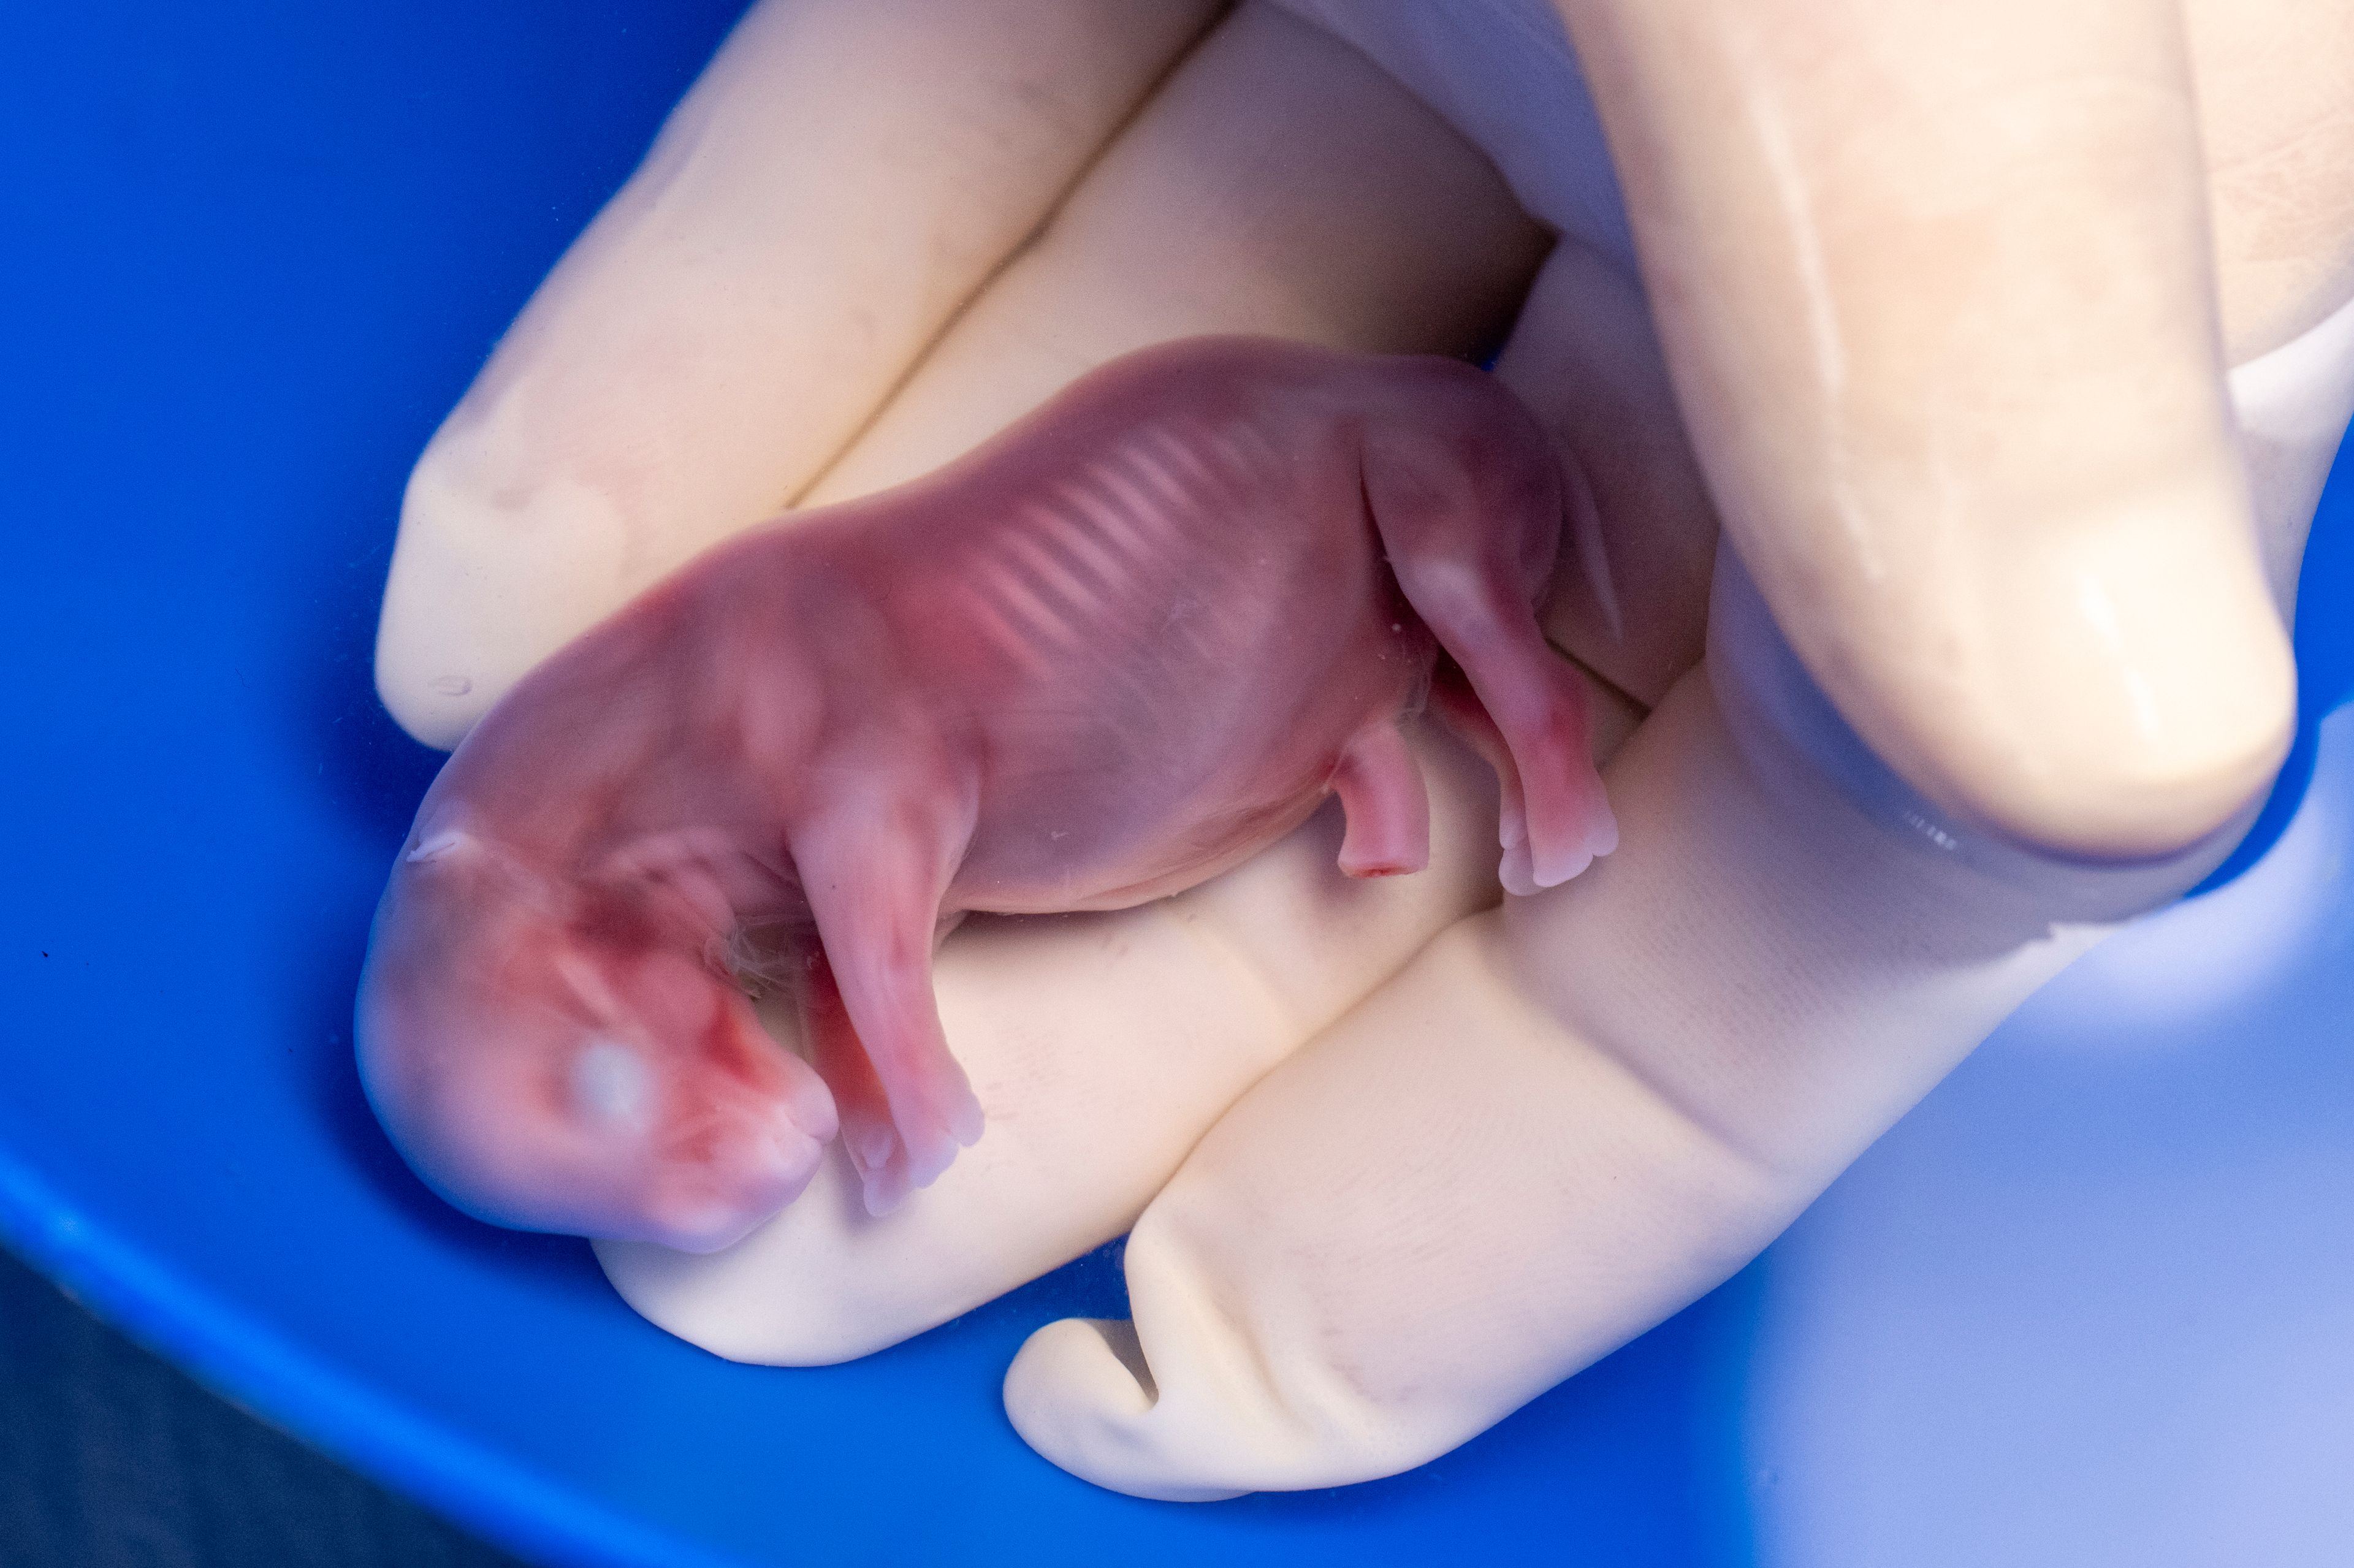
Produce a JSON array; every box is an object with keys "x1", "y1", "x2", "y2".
[
  {"x1": 429, "y1": 675, "x2": 473, "y2": 697},
  {"x1": 405, "y1": 828, "x2": 473, "y2": 864},
  {"x1": 571, "y1": 1037, "x2": 653, "y2": 1130}
]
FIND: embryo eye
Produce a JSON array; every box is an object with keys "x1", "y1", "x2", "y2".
[{"x1": 570, "y1": 1037, "x2": 653, "y2": 1128}]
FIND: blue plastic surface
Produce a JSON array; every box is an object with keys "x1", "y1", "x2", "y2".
[{"x1": 1, "y1": 7, "x2": 2347, "y2": 1567}]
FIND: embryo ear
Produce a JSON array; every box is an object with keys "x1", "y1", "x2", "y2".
[
  {"x1": 397, "y1": 817, "x2": 543, "y2": 907},
  {"x1": 403, "y1": 823, "x2": 480, "y2": 864}
]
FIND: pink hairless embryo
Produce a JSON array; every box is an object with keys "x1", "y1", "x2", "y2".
[{"x1": 354, "y1": 336, "x2": 1618, "y2": 1252}]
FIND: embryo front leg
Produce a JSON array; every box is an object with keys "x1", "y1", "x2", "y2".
[
  {"x1": 791, "y1": 780, "x2": 984, "y2": 1216},
  {"x1": 1328, "y1": 721, "x2": 1431, "y2": 878}
]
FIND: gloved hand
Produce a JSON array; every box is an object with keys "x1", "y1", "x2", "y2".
[{"x1": 373, "y1": 0, "x2": 2354, "y2": 1500}]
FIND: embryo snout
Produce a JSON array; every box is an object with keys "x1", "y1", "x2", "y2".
[{"x1": 357, "y1": 839, "x2": 839, "y2": 1254}]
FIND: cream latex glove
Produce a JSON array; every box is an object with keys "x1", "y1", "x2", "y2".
[{"x1": 373, "y1": 0, "x2": 2354, "y2": 1498}]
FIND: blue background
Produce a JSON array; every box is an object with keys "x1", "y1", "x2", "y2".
[{"x1": 2, "y1": 5, "x2": 2347, "y2": 1566}]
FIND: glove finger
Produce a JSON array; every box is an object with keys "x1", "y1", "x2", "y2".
[{"x1": 1558, "y1": 0, "x2": 2295, "y2": 861}]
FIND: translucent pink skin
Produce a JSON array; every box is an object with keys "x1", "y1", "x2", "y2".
[{"x1": 354, "y1": 337, "x2": 1617, "y2": 1250}]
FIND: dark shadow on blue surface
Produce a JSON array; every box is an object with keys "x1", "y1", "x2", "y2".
[{"x1": 0, "y1": 1240, "x2": 524, "y2": 1568}]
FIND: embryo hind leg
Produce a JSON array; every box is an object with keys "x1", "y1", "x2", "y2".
[
  {"x1": 1422, "y1": 665, "x2": 1540, "y2": 896},
  {"x1": 1364, "y1": 413, "x2": 1617, "y2": 889},
  {"x1": 790, "y1": 787, "x2": 985, "y2": 1216}
]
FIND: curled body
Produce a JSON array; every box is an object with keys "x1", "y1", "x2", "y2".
[{"x1": 355, "y1": 337, "x2": 1615, "y2": 1250}]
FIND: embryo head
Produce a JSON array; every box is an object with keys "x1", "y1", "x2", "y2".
[{"x1": 353, "y1": 821, "x2": 836, "y2": 1254}]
